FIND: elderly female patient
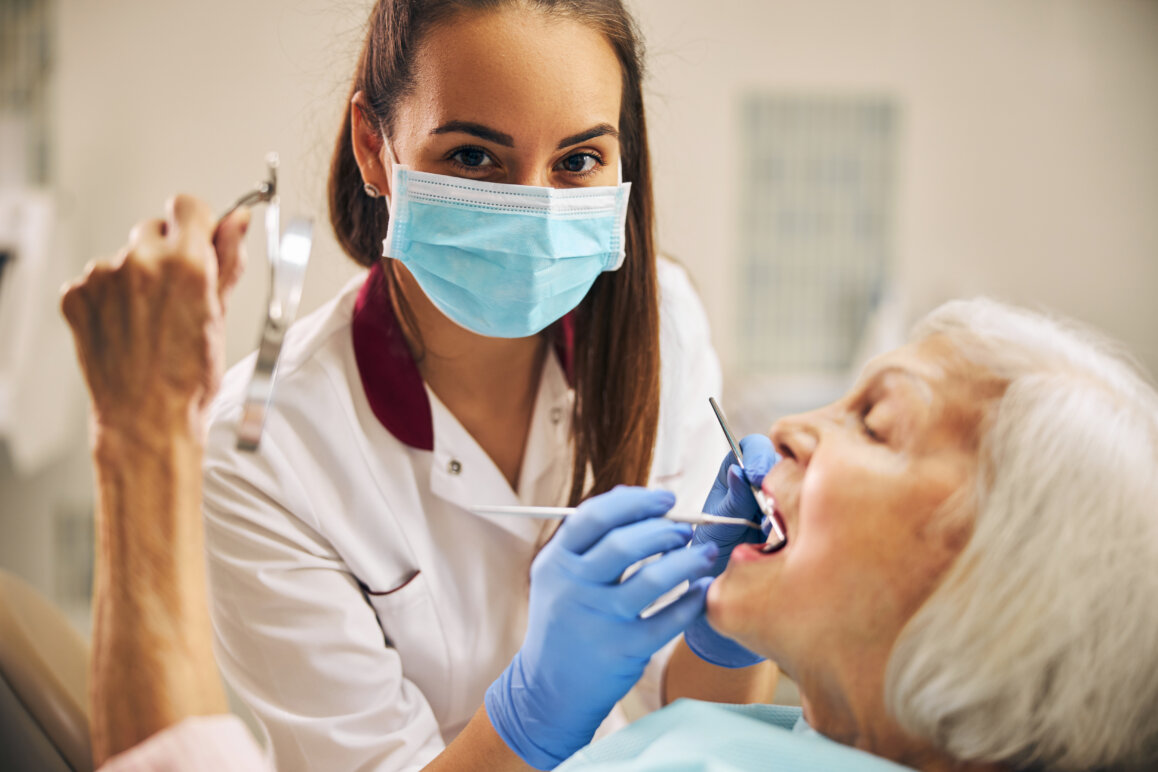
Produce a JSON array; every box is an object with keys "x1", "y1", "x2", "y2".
[
  {"x1": 63, "y1": 204, "x2": 1157, "y2": 772},
  {"x1": 563, "y1": 298, "x2": 1158, "y2": 772}
]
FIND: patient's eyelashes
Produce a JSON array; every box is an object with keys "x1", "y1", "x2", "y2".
[{"x1": 861, "y1": 402, "x2": 885, "y2": 442}]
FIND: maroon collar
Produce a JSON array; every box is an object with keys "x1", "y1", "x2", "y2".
[{"x1": 351, "y1": 262, "x2": 574, "y2": 451}]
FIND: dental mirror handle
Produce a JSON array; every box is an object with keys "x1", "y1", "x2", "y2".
[
  {"x1": 708, "y1": 397, "x2": 786, "y2": 545},
  {"x1": 220, "y1": 152, "x2": 279, "y2": 222}
]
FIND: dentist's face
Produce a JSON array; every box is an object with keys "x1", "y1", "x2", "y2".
[
  {"x1": 383, "y1": 8, "x2": 624, "y2": 190},
  {"x1": 707, "y1": 335, "x2": 1000, "y2": 707}
]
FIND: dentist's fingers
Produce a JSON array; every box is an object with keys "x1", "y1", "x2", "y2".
[
  {"x1": 708, "y1": 434, "x2": 778, "y2": 521},
  {"x1": 737, "y1": 433, "x2": 777, "y2": 485},
  {"x1": 705, "y1": 464, "x2": 764, "y2": 525},
  {"x1": 579, "y1": 518, "x2": 693, "y2": 583},
  {"x1": 557, "y1": 487, "x2": 677, "y2": 555},
  {"x1": 634, "y1": 575, "x2": 713, "y2": 645},
  {"x1": 722, "y1": 464, "x2": 761, "y2": 518},
  {"x1": 605, "y1": 543, "x2": 718, "y2": 617}
]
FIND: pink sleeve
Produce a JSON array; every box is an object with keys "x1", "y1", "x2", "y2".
[{"x1": 98, "y1": 715, "x2": 272, "y2": 772}]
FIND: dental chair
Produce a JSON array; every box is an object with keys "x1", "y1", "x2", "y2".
[{"x1": 0, "y1": 569, "x2": 92, "y2": 771}]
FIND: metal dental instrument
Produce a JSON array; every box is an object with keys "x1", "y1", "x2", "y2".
[
  {"x1": 708, "y1": 397, "x2": 787, "y2": 547},
  {"x1": 221, "y1": 152, "x2": 280, "y2": 221},
  {"x1": 236, "y1": 217, "x2": 313, "y2": 451},
  {"x1": 220, "y1": 153, "x2": 316, "y2": 452},
  {"x1": 469, "y1": 504, "x2": 762, "y2": 529}
]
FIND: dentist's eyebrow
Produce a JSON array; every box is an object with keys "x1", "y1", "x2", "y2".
[
  {"x1": 556, "y1": 123, "x2": 619, "y2": 150},
  {"x1": 430, "y1": 121, "x2": 515, "y2": 147}
]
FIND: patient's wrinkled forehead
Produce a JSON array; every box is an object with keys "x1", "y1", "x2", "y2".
[
  {"x1": 858, "y1": 334, "x2": 1006, "y2": 455},
  {"x1": 905, "y1": 333, "x2": 1008, "y2": 452}
]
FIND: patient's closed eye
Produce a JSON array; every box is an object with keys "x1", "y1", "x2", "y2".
[{"x1": 862, "y1": 403, "x2": 886, "y2": 442}]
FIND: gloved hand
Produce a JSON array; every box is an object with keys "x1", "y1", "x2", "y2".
[
  {"x1": 485, "y1": 486, "x2": 718, "y2": 769},
  {"x1": 684, "y1": 433, "x2": 777, "y2": 668}
]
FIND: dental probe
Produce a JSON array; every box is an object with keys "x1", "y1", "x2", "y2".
[
  {"x1": 470, "y1": 505, "x2": 761, "y2": 529},
  {"x1": 708, "y1": 397, "x2": 787, "y2": 547}
]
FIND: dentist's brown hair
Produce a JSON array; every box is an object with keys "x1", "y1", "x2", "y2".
[{"x1": 328, "y1": 0, "x2": 660, "y2": 503}]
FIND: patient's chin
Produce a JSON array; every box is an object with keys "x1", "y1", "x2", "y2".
[{"x1": 705, "y1": 571, "x2": 750, "y2": 640}]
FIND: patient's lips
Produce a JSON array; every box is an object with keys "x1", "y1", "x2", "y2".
[{"x1": 731, "y1": 480, "x2": 788, "y2": 560}]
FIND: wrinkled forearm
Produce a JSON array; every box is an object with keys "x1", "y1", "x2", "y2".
[{"x1": 90, "y1": 422, "x2": 226, "y2": 765}]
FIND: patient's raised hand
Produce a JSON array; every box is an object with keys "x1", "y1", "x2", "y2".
[{"x1": 61, "y1": 194, "x2": 249, "y2": 443}]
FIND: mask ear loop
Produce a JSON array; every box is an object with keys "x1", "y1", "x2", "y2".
[
  {"x1": 381, "y1": 139, "x2": 401, "y2": 207},
  {"x1": 380, "y1": 141, "x2": 405, "y2": 259}
]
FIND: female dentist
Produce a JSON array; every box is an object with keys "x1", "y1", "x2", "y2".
[{"x1": 202, "y1": 1, "x2": 778, "y2": 770}]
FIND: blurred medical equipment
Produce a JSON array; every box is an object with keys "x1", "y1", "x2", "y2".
[
  {"x1": 0, "y1": 191, "x2": 79, "y2": 474},
  {"x1": 222, "y1": 154, "x2": 314, "y2": 452},
  {"x1": 737, "y1": 97, "x2": 897, "y2": 377},
  {"x1": 0, "y1": 569, "x2": 92, "y2": 772},
  {"x1": 470, "y1": 504, "x2": 760, "y2": 529},
  {"x1": 709, "y1": 398, "x2": 785, "y2": 547}
]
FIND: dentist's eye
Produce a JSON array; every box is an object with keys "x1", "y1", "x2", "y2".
[
  {"x1": 448, "y1": 146, "x2": 495, "y2": 170},
  {"x1": 556, "y1": 152, "x2": 603, "y2": 176}
]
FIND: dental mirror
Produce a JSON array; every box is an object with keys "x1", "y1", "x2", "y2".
[{"x1": 222, "y1": 153, "x2": 315, "y2": 451}]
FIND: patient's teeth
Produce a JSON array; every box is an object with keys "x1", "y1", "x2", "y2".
[{"x1": 761, "y1": 510, "x2": 787, "y2": 552}]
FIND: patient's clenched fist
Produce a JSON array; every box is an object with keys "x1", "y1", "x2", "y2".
[{"x1": 61, "y1": 195, "x2": 249, "y2": 441}]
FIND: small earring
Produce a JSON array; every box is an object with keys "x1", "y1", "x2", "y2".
[{"x1": 363, "y1": 182, "x2": 382, "y2": 199}]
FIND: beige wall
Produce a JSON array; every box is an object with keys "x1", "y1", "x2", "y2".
[
  {"x1": 2, "y1": 0, "x2": 372, "y2": 602},
  {"x1": 2, "y1": 0, "x2": 1156, "y2": 603},
  {"x1": 54, "y1": 0, "x2": 369, "y2": 368},
  {"x1": 634, "y1": 0, "x2": 1158, "y2": 376},
  {"x1": 53, "y1": 0, "x2": 1158, "y2": 375}
]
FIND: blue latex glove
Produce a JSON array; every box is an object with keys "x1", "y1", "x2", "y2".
[
  {"x1": 485, "y1": 486, "x2": 718, "y2": 769},
  {"x1": 684, "y1": 433, "x2": 778, "y2": 668}
]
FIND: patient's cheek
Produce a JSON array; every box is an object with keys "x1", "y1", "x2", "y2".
[{"x1": 799, "y1": 464, "x2": 845, "y2": 534}]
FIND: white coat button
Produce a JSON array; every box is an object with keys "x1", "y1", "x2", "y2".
[
  {"x1": 550, "y1": 407, "x2": 564, "y2": 424},
  {"x1": 448, "y1": 459, "x2": 463, "y2": 475}
]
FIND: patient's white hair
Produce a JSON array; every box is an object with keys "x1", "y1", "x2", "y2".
[{"x1": 885, "y1": 298, "x2": 1158, "y2": 772}]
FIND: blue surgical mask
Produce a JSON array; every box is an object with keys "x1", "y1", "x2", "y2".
[{"x1": 381, "y1": 164, "x2": 631, "y2": 338}]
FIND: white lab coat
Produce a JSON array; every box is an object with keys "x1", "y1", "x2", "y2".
[{"x1": 202, "y1": 258, "x2": 725, "y2": 772}]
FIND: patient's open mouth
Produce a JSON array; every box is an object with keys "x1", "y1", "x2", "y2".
[{"x1": 760, "y1": 508, "x2": 788, "y2": 553}]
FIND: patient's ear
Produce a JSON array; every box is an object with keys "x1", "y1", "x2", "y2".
[{"x1": 350, "y1": 92, "x2": 391, "y2": 197}]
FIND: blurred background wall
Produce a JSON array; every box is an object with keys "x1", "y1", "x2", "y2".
[{"x1": 1, "y1": 0, "x2": 1156, "y2": 628}]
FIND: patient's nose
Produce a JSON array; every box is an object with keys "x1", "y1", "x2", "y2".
[{"x1": 771, "y1": 413, "x2": 817, "y2": 467}]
